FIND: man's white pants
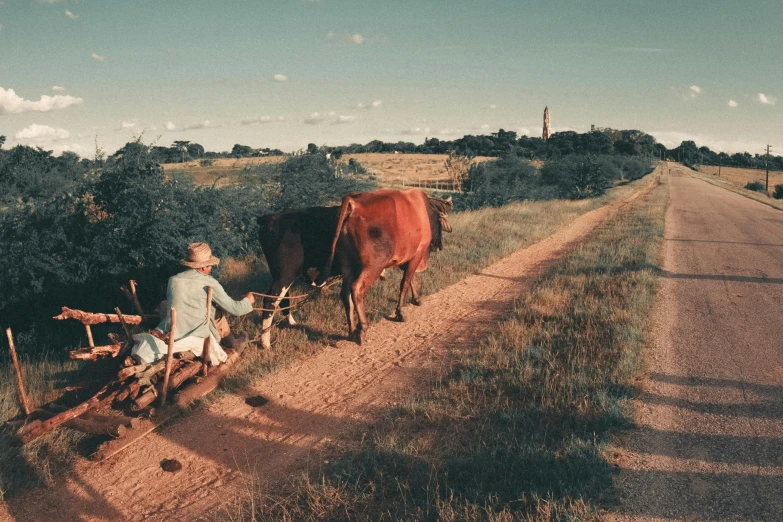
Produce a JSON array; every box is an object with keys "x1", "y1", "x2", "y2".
[{"x1": 131, "y1": 333, "x2": 228, "y2": 366}]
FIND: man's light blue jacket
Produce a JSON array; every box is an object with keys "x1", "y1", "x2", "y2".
[{"x1": 155, "y1": 269, "x2": 252, "y2": 341}]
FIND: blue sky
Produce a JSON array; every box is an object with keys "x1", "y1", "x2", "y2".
[{"x1": 1, "y1": 0, "x2": 781, "y2": 156}]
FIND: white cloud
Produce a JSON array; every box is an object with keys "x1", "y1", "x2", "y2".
[
  {"x1": 120, "y1": 121, "x2": 136, "y2": 129},
  {"x1": 65, "y1": 10, "x2": 78, "y2": 20},
  {"x1": 400, "y1": 127, "x2": 431, "y2": 135},
  {"x1": 332, "y1": 115, "x2": 355, "y2": 125},
  {"x1": 182, "y1": 120, "x2": 213, "y2": 130},
  {"x1": 517, "y1": 127, "x2": 532, "y2": 136},
  {"x1": 91, "y1": 53, "x2": 105, "y2": 62},
  {"x1": 273, "y1": 74, "x2": 288, "y2": 82},
  {"x1": 488, "y1": 104, "x2": 497, "y2": 110},
  {"x1": 52, "y1": 85, "x2": 66, "y2": 92},
  {"x1": 0, "y1": 86, "x2": 83, "y2": 114},
  {"x1": 437, "y1": 128, "x2": 464, "y2": 136},
  {"x1": 165, "y1": 121, "x2": 176, "y2": 131},
  {"x1": 40, "y1": 0, "x2": 64, "y2": 4},
  {"x1": 241, "y1": 115, "x2": 284, "y2": 125},
  {"x1": 15, "y1": 124, "x2": 70, "y2": 141},
  {"x1": 758, "y1": 93, "x2": 776, "y2": 105},
  {"x1": 350, "y1": 33, "x2": 364, "y2": 45},
  {"x1": 728, "y1": 100, "x2": 738, "y2": 108},
  {"x1": 650, "y1": 130, "x2": 775, "y2": 154},
  {"x1": 304, "y1": 112, "x2": 324, "y2": 125},
  {"x1": 689, "y1": 85, "x2": 701, "y2": 97},
  {"x1": 326, "y1": 30, "x2": 335, "y2": 40},
  {"x1": 480, "y1": 123, "x2": 490, "y2": 131},
  {"x1": 357, "y1": 100, "x2": 382, "y2": 110}
]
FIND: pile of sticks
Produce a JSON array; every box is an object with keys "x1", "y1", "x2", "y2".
[{"x1": 4, "y1": 283, "x2": 235, "y2": 451}]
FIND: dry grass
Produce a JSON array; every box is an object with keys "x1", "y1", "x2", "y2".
[
  {"x1": 697, "y1": 164, "x2": 783, "y2": 195},
  {"x1": 221, "y1": 171, "x2": 669, "y2": 522},
  {"x1": 686, "y1": 166, "x2": 783, "y2": 211},
  {"x1": 163, "y1": 153, "x2": 494, "y2": 189}
]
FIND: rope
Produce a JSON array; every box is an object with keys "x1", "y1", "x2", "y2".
[{"x1": 250, "y1": 277, "x2": 341, "y2": 313}]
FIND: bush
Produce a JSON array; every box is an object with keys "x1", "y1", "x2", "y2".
[
  {"x1": 276, "y1": 154, "x2": 376, "y2": 210},
  {"x1": 541, "y1": 155, "x2": 618, "y2": 199},
  {"x1": 773, "y1": 184, "x2": 783, "y2": 199},
  {"x1": 200, "y1": 158, "x2": 214, "y2": 167},
  {"x1": 458, "y1": 155, "x2": 542, "y2": 210},
  {"x1": 745, "y1": 181, "x2": 766, "y2": 192}
]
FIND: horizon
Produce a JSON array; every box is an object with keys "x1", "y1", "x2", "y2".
[{"x1": 1, "y1": 1, "x2": 781, "y2": 157}]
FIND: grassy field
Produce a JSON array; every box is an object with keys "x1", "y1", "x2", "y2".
[
  {"x1": 697, "y1": 164, "x2": 783, "y2": 194},
  {"x1": 162, "y1": 153, "x2": 493, "y2": 189},
  {"x1": 222, "y1": 170, "x2": 668, "y2": 522},
  {"x1": 686, "y1": 166, "x2": 783, "y2": 211},
  {"x1": 0, "y1": 170, "x2": 658, "y2": 501}
]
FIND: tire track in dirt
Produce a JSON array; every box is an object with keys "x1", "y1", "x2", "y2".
[{"x1": 1, "y1": 176, "x2": 658, "y2": 522}]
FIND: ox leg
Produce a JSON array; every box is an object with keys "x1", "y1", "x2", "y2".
[
  {"x1": 351, "y1": 267, "x2": 384, "y2": 345},
  {"x1": 410, "y1": 278, "x2": 422, "y2": 306},
  {"x1": 259, "y1": 282, "x2": 291, "y2": 350},
  {"x1": 395, "y1": 256, "x2": 424, "y2": 322},
  {"x1": 340, "y1": 279, "x2": 357, "y2": 338}
]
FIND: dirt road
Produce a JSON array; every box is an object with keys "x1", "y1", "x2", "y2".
[
  {"x1": 615, "y1": 165, "x2": 783, "y2": 520},
  {"x1": 0, "y1": 179, "x2": 654, "y2": 522}
]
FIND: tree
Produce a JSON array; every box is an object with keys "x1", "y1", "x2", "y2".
[
  {"x1": 173, "y1": 140, "x2": 191, "y2": 163},
  {"x1": 307, "y1": 143, "x2": 318, "y2": 154},
  {"x1": 0, "y1": 135, "x2": 5, "y2": 149}
]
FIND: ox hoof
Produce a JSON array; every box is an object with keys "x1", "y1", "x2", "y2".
[
  {"x1": 394, "y1": 311, "x2": 406, "y2": 322},
  {"x1": 411, "y1": 298, "x2": 422, "y2": 306},
  {"x1": 351, "y1": 329, "x2": 366, "y2": 345}
]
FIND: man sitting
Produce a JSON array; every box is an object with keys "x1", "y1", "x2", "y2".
[{"x1": 131, "y1": 242, "x2": 255, "y2": 365}]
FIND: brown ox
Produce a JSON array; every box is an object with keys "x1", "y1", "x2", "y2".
[{"x1": 319, "y1": 189, "x2": 453, "y2": 345}]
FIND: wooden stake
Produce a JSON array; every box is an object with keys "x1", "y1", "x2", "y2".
[
  {"x1": 114, "y1": 307, "x2": 132, "y2": 341},
  {"x1": 202, "y1": 287, "x2": 213, "y2": 377},
  {"x1": 85, "y1": 324, "x2": 95, "y2": 348},
  {"x1": 53, "y1": 307, "x2": 144, "y2": 326},
  {"x1": 6, "y1": 328, "x2": 32, "y2": 416},
  {"x1": 129, "y1": 280, "x2": 145, "y2": 315},
  {"x1": 160, "y1": 307, "x2": 176, "y2": 405}
]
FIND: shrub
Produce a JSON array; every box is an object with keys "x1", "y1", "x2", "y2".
[
  {"x1": 773, "y1": 184, "x2": 783, "y2": 199},
  {"x1": 745, "y1": 181, "x2": 766, "y2": 192},
  {"x1": 541, "y1": 155, "x2": 618, "y2": 199},
  {"x1": 200, "y1": 158, "x2": 214, "y2": 167},
  {"x1": 459, "y1": 154, "x2": 541, "y2": 209},
  {"x1": 276, "y1": 154, "x2": 376, "y2": 210}
]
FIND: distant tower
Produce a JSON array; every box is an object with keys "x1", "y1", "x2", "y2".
[{"x1": 542, "y1": 106, "x2": 551, "y2": 141}]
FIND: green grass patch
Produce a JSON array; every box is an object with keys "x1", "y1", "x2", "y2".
[
  {"x1": 223, "y1": 175, "x2": 668, "y2": 521},
  {"x1": 0, "y1": 172, "x2": 657, "y2": 501}
]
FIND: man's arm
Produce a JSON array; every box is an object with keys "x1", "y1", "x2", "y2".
[{"x1": 209, "y1": 279, "x2": 254, "y2": 317}]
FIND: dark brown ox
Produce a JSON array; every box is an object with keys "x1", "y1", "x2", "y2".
[{"x1": 319, "y1": 189, "x2": 453, "y2": 345}]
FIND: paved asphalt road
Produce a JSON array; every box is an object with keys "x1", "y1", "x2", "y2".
[{"x1": 616, "y1": 166, "x2": 783, "y2": 521}]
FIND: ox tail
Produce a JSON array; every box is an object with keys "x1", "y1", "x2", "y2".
[{"x1": 316, "y1": 195, "x2": 353, "y2": 287}]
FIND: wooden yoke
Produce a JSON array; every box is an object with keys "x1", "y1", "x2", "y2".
[{"x1": 202, "y1": 287, "x2": 213, "y2": 377}]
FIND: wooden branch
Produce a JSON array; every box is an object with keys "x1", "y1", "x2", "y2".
[
  {"x1": 202, "y1": 287, "x2": 213, "y2": 377},
  {"x1": 85, "y1": 324, "x2": 95, "y2": 348},
  {"x1": 114, "y1": 307, "x2": 132, "y2": 340},
  {"x1": 20, "y1": 383, "x2": 120, "y2": 444},
  {"x1": 64, "y1": 417, "x2": 127, "y2": 438},
  {"x1": 132, "y1": 361, "x2": 201, "y2": 411},
  {"x1": 6, "y1": 328, "x2": 32, "y2": 416},
  {"x1": 53, "y1": 307, "x2": 144, "y2": 326},
  {"x1": 69, "y1": 344, "x2": 122, "y2": 360},
  {"x1": 160, "y1": 307, "x2": 176, "y2": 406},
  {"x1": 92, "y1": 410, "x2": 176, "y2": 462},
  {"x1": 176, "y1": 346, "x2": 245, "y2": 408},
  {"x1": 129, "y1": 280, "x2": 145, "y2": 315},
  {"x1": 83, "y1": 412, "x2": 141, "y2": 430}
]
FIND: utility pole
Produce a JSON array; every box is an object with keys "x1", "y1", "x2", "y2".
[
  {"x1": 765, "y1": 144, "x2": 772, "y2": 191},
  {"x1": 718, "y1": 155, "x2": 722, "y2": 177}
]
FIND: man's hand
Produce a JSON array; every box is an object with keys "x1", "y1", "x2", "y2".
[
  {"x1": 244, "y1": 292, "x2": 255, "y2": 306},
  {"x1": 149, "y1": 328, "x2": 168, "y2": 342}
]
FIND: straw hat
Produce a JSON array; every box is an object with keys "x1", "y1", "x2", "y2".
[{"x1": 180, "y1": 242, "x2": 220, "y2": 268}]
